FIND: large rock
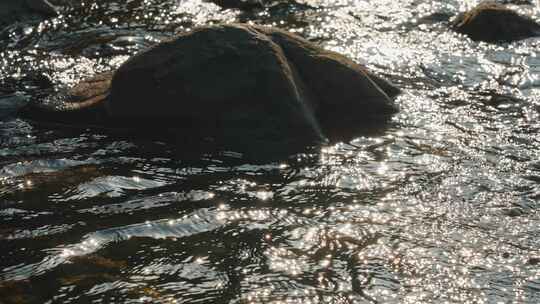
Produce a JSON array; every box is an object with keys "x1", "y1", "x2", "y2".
[
  {"x1": 21, "y1": 24, "x2": 399, "y2": 145},
  {"x1": 452, "y1": 2, "x2": 540, "y2": 42}
]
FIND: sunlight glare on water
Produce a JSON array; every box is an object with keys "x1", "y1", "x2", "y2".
[{"x1": 0, "y1": 0, "x2": 540, "y2": 303}]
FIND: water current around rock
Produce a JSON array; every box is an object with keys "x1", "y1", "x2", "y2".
[{"x1": 0, "y1": 0, "x2": 539, "y2": 303}]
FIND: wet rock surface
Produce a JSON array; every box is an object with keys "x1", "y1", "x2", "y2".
[
  {"x1": 452, "y1": 2, "x2": 540, "y2": 42},
  {"x1": 22, "y1": 23, "x2": 399, "y2": 145}
]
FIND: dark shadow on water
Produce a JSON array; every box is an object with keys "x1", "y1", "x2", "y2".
[
  {"x1": 322, "y1": 115, "x2": 397, "y2": 144},
  {"x1": 20, "y1": 113, "x2": 395, "y2": 164}
]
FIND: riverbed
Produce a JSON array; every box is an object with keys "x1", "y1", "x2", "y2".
[{"x1": 1, "y1": 0, "x2": 539, "y2": 303}]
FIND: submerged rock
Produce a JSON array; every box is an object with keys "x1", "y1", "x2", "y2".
[
  {"x1": 0, "y1": 0, "x2": 57, "y2": 27},
  {"x1": 452, "y1": 2, "x2": 540, "y2": 42},
  {"x1": 21, "y1": 24, "x2": 399, "y2": 145}
]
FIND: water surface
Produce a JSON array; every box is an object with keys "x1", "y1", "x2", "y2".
[{"x1": 1, "y1": 0, "x2": 539, "y2": 303}]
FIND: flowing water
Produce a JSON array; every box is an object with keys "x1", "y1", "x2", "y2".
[{"x1": 1, "y1": 0, "x2": 540, "y2": 303}]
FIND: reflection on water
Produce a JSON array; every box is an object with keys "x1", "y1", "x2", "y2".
[{"x1": 1, "y1": 0, "x2": 540, "y2": 303}]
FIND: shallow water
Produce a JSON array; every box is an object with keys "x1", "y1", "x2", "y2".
[{"x1": 1, "y1": 0, "x2": 540, "y2": 303}]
